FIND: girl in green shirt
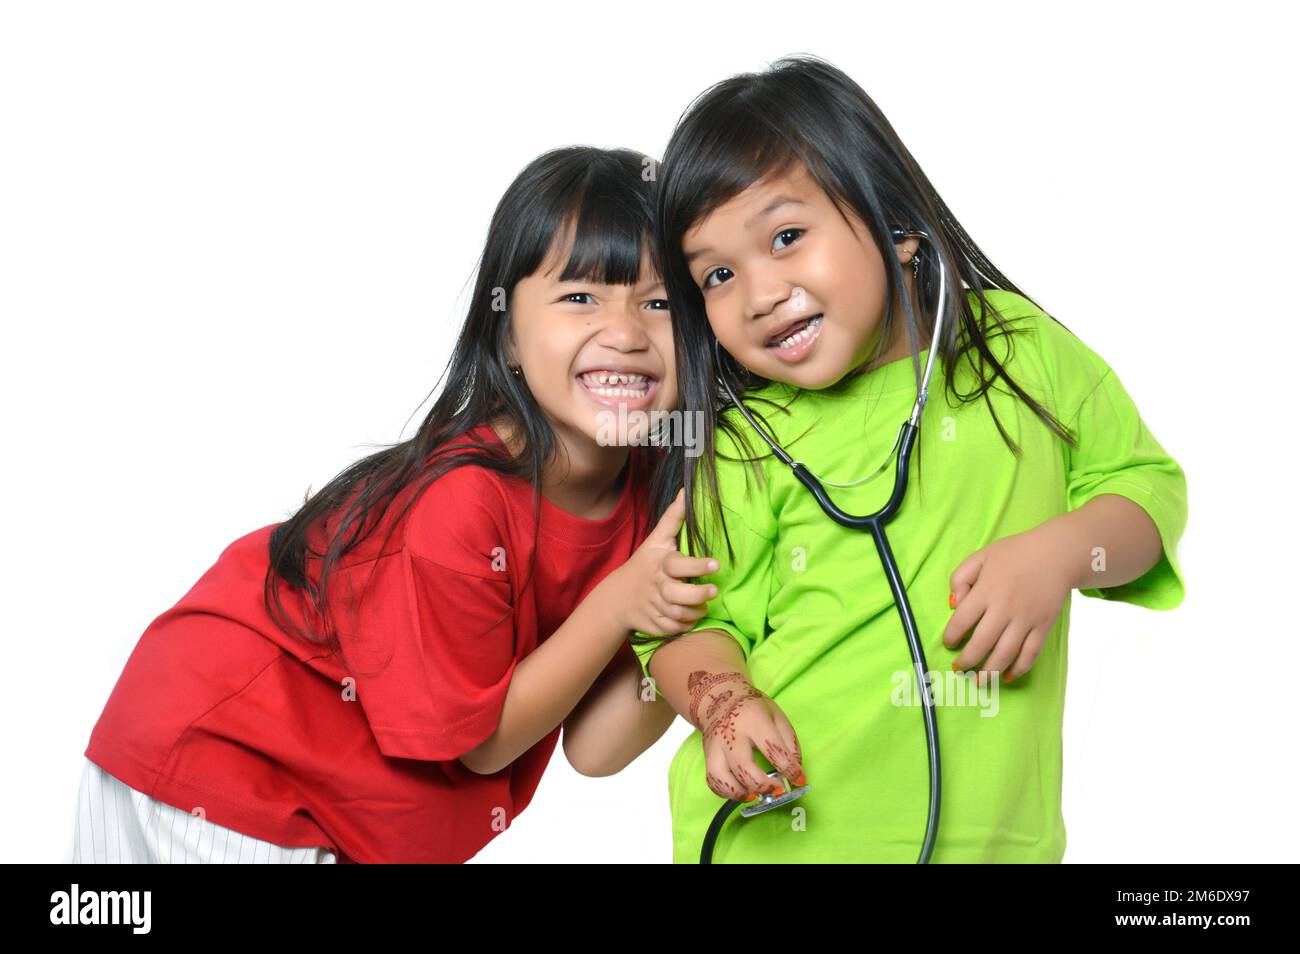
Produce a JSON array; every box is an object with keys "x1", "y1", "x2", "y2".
[{"x1": 631, "y1": 56, "x2": 1188, "y2": 863}]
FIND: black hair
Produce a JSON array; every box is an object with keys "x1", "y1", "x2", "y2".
[
  {"x1": 641, "y1": 54, "x2": 1080, "y2": 625},
  {"x1": 264, "y1": 145, "x2": 672, "y2": 664}
]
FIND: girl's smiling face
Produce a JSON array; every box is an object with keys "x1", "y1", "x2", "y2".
[
  {"x1": 507, "y1": 227, "x2": 676, "y2": 452},
  {"x1": 681, "y1": 161, "x2": 923, "y2": 389}
]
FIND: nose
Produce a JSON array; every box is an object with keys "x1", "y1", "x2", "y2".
[
  {"x1": 595, "y1": 298, "x2": 657, "y2": 348},
  {"x1": 744, "y1": 264, "x2": 793, "y2": 322}
]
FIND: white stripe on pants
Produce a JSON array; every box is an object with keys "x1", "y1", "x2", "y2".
[{"x1": 71, "y1": 758, "x2": 337, "y2": 863}]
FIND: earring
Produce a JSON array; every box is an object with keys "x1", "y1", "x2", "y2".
[
  {"x1": 910, "y1": 250, "x2": 922, "y2": 279},
  {"x1": 511, "y1": 366, "x2": 521, "y2": 377}
]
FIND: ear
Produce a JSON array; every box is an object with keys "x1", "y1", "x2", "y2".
[
  {"x1": 894, "y1": 236, "x2": 920, "y2": 264},
  {"x1": 503, "y1": 324, "x2": 518, "y2": 368}
]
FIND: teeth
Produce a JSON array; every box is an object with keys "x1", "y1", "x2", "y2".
[
  {"x1": 579, "y1": 371, "x2": 652, "y2": 397},
  {"x1": 580, "y1": 371, "x2": 650, "y2": 387},
  {"x1": 774, "y1": 315, "x2": 823, "y2": 349}
]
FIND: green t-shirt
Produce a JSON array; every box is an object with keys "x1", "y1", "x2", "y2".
[{"x1": 633, "y1": 289, "x2": 1188, "y2": 863}]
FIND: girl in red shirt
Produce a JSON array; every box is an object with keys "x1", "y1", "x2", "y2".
[{"x1": 70, "y1": 145, "x2": 715, "y2": 863}]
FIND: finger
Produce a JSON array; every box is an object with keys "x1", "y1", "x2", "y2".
[
  {"x1": 648, "y1": 489, "x2": 688, "y2": 544},
  {"x1": 1004, "y1": 626, "x2": 1048, "y2": 683},
  {"x1": 941, "y1": 585, "x2": 986, "y2": 650},
  {"x1": 651, "y1": 611, "x2": 690, "y2": 637},
  {"x1": 654, "y1": 608, "x2": 706, "y2": 635},
  {"x1": 659, "y1": 603, "x2": 709, "y2": 629},
  {"x1": 761, "y1": 709, "x2": 805, "y2": 783},
  {"x1": 980, "y1": 621, "x2": 1032, "y2": 684},
  {"x1": 787, "y1": 717, "x2": 803, "y2": 766},
  {"x1": 663, "y1": 550, "x2": 720, "y2": 580},
  {"x1": 704, "y1": 763, "x2": 753, "y2": 802},
  {"x1": 951, "y1": 605, "x2": 1008, "y2": 674},
  {"x1": 661, "y1": 577, "x2": 718, "y2": 608},
  {"x1": 727, "y1": 736, "x2": 786, "y2": 796},
  {"x1": 949, "y1": 550, "x2": 986, "y2": 606},
  {"x1": 653, "y1": 595, "x2": 709, "y2": 624},
  {"x1": 703, "y1": 734, "x2": 756, "y2": 802}
]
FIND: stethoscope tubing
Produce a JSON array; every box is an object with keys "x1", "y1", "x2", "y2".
[
  {"x1": 698, "y1": 421, "x2": 940, "y2": 864},
  {"x1": 698, "y1": 228, "x2": 946, "y2": 864}
]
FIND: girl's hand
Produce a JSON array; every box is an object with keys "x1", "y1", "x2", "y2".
[
  {"x1": 610, "y1": 489, "x2": 721, "y2": 637},
  {"x1": 691, "y1": 671, "x2": 806, "y2": 802},
  {"x1": 942, "y1": 525, "x2": 1074, "y2": 684}
]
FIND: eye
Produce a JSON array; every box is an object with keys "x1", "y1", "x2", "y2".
[
  {"x1": 561, "y1": 292, "x2": 596, "y2": 304},
  {"x1": 645, "y1": 298, "x2": 671, "y2": 312},
  {"x1": 773, "y1": 227, "x2": 805, "y2": 251},
  {"x1": 702, "y1": 267, "x2": 733, "y2": 291}
]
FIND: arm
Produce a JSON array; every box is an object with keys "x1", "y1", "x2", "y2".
[
  {"x1": 1034, "y1": 492, "x2": 1164, "y2": 591},
  {"x1": 561, "y1": 642, "x2": 678, "y2": 777},
  {"x1": 645, "y1": 627, "x2": 804, "y2": 800},
  {"x1": 944, "y1": 492, "x2": 1170, "y2": 678},
  {"x1": 646, "y1": 628, "x2": 753, "y2": 731},
  {"x1": 460, "y1": 493, "x2": 697, "y2": 775},
  {"x1": 458, "y1": 575, "x2": 630, "y2": 775},
  {"x1": 1047, "y1": 315, "x2": 1187, "y2": 609},
  {"x1": 470, "y1": 496, "x2": 712, "y2": 779}
]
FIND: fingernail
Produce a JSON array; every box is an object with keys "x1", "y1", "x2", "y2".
[
  {"x1": 709, "y1": 561, "x2": 719, "y2": 571},
  {"x1": 951, "y1": 661, "x2": 960, "y2": 672},
  {"x1": 794, "y1": 773, "x2": 807, "y2": 786},
  {"x1": 1003, "y1": 672, "x2": 1013, "y2": 683},
  {"x1": 949, "y1": 591, "x2": 956, "y2": 609},
  {"x1": 772, "y1": 786, "x2": 785, "y2": 797},
  {"x1": 745, "y1": 791, "x2": 757, "y2": 801}
]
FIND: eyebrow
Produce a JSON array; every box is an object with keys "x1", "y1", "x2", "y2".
[
  {"x1": 683, "y1": 195, "x2": 807, "y2": 265},
  {"x1": 552, "y1": 277, "x2": 667, "y2": 292}
]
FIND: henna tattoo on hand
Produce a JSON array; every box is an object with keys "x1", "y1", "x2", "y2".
[
  {"x1": 686, "y1": 670, "x2": 749, "y2": 728},
  {"x1": 761, "y1": 739, "x2": 793, "y2": 770},
  {"x1": 704, "y1": 689, "x2": 734, "y2": 724},
  {"x1": 706, "y1": 770, "x2": 744, "y2": 800},
  {"x1": 689, "y1": 670, "x2": 784, "y2": 800},
  {"x1": 701, "y1": 684, "x2": 765, "y2": 753}
]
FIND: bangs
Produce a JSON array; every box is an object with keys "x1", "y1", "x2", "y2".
[
  {"x1": 518, "y1": 149, "x2": 659, "y2": 288},
  {"x1": 660, "y1": 101, "x2": 820, "y2": 243},
  {"x1": 553, "y1": 201, "x2": 652, "y2": 287}
]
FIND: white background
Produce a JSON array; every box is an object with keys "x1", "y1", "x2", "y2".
[{"x1": 3, "y1": 0, "x2": 1295, "y2": 863}]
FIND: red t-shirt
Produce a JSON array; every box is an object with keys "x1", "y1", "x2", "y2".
[{"x1": 84, "y1": 423, "x2": 654, "y2": 863}]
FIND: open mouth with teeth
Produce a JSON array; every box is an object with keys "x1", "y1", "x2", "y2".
[
  {"x1": 577, "y1": 371, "x2": 654, "y2": 395},
  {"x1": 576, "y1": 370, "x2": 660, "y2": 408},
  {"x1": 767, "y1": 314, "x2": 824, "y2": 350}
]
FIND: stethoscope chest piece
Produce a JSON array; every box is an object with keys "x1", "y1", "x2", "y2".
[{"x1": 739, "y1": 770, "x2": 812, "y2": 818}]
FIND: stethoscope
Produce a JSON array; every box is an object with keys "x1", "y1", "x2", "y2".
[{"x1": 698, "y1": 227, "x2": 947, "y2": 864}]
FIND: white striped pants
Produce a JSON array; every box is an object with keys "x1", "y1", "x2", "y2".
[{"x1": 71, "y1": 758, "x2": 337, "y2": 864}]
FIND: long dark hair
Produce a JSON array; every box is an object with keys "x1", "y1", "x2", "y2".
[
  {"x1": 653, "y1": 54, "x2": 1079, "y2": 578},
  {"x1": 265, "y1": 145, "x2": 672, "y2": 662}
]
